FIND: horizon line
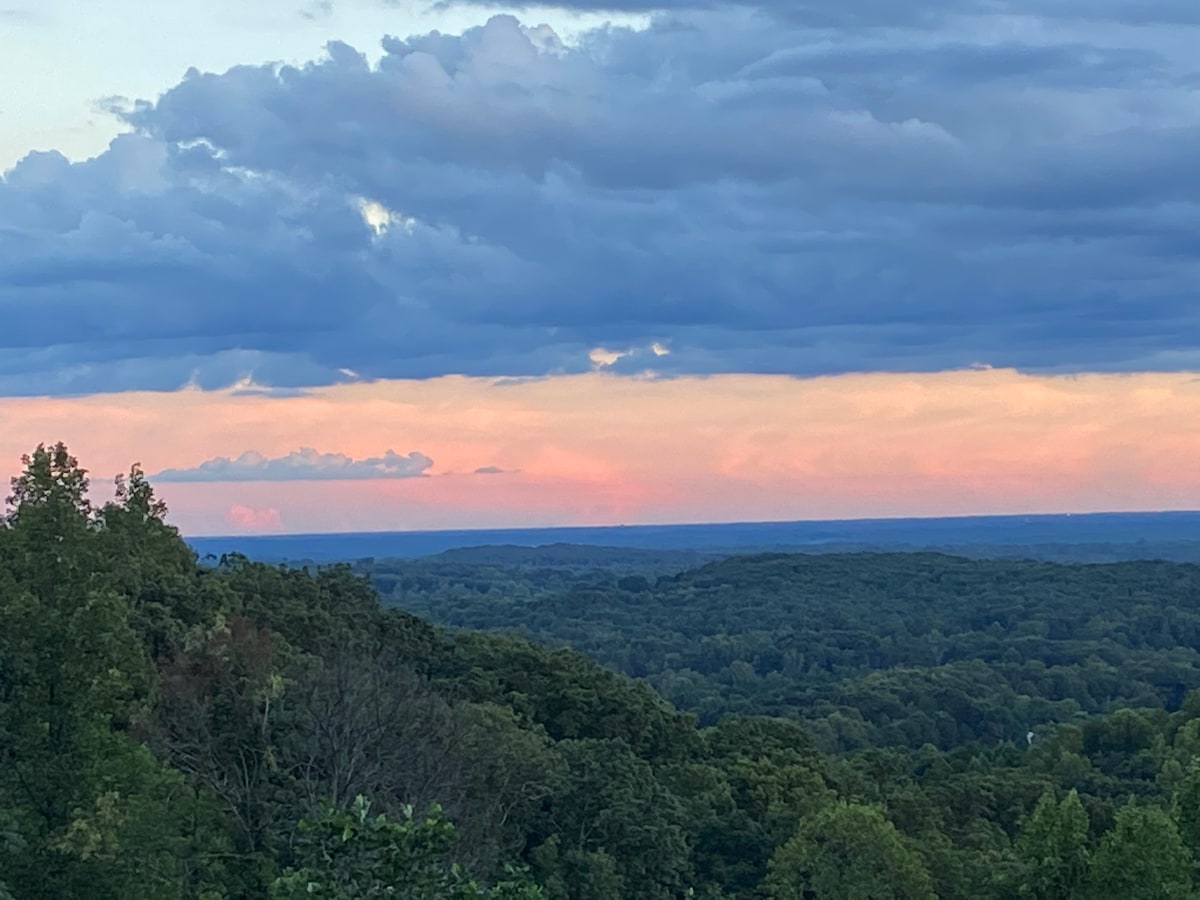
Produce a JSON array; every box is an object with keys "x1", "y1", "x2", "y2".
[{"x1": 180, "y1": 507, "x2": 1200, "y2": 542}]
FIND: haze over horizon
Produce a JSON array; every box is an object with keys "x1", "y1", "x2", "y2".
[
  {"x1": 3, "y1": 0, "x2": 1200, "y2": 535},
  {"x1": 183, "y1": 507, "x2": 1200, "y2": 544}
]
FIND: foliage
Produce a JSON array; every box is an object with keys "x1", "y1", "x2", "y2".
[
  {"x1": 1085, "y1": 803, "x2": 1194, "y2": 899},
  {"x1": 272, "y1": 795, "x2": 542, "y2": 899},
  {"x1": 373, "y1": 551, "x2": 1200, "y2": 752},
  {"x1": 11, "y1": 444, "x2": 1200, "y2": 898},
  {"x1": 762, "y1": 801, "x2": 934, "y2": 900},
  {"x1": 1015, "y1": 789, "x2": 1090, "y2": 899}
]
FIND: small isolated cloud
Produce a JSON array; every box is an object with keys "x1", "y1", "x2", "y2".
[
  {"x1": 224, "y1": 375, "x2": 312, "y2": 398},
  {"x1": 154, "y1": 447, "x2": 434, "y2": 482},
  {"x1": 589, "y1": 348, "x2": 628, "y2": 368},
  {"x1": 0, "y1": 7, "x2": 40, "y2": 24},
  {"x1": 299, "y1": 0, "x2": 332, "y2": 20},
  {"x1": 474, "y1": 465, "x2": 507, "y2": 474},
  {"x1": 590, "y1": 342, "x2": 671, "y2": 369},
  {"x1": 226, "y1": 504, "x2": 282, "y2": 529}
]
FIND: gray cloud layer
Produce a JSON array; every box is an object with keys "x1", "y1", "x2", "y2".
[
  {"x1": 3, "y1": 1, "x2": 1200, "y2": 394},
  {"x1": 448, "y1": 0, "x2": 1200, "y2": 27},
  {"x1": 153, "y1": 448, "x2": 434, "y2": 481}
]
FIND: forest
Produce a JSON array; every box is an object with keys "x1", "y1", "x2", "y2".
[
  {"x1": 367, "y1": 549, "x2": 1200, "y2": 752},
  {"x1": 6, "y1": 443, "x2": 1200, "y2": 899}
]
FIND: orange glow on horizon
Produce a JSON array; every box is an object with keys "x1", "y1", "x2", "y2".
[{"x1": 0, "y1": 368, "x2": 1198, "y2": 535}]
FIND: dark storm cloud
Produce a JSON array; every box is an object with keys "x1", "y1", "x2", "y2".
[{"x1": 2, "y1": 5, "x2": 1200, "y2": 395}]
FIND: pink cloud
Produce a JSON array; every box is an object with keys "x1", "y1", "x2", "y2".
[{"x1": 225, "y1": 504, "x2": 282, "y2": 530}]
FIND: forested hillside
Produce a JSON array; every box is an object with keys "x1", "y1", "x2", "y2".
[
  {"x1": 373, "y1": 552, "x2": 1200, "y2": 753},
  {"x1": 8, "y1": 444, "x2": 1200, "y2": 898}
]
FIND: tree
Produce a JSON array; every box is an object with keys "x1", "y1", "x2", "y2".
[
  {"x1": 1015, "y1": 788, "x2": 1090, "y2": 899},
  {"x1": 1086, "y1": 803, "x2": 1193, "y2": 899},
  {"x1": 1173, "y1": 758, "x2": 1200, "y2": 857},
  {"x1": 2, "y1": 442, "x2": 98, "y2": 606},
  {"x1": 5, "y1": 443, "x2": 91, "y2": 523},
  {"x1": 762, "y1": 801, "x2": 934, "y2": 900},
  {"x1": 694, "y1": 716, "x2": 833, "y2": 893},
  {"x1": 0, "y1": 445, "x2": 225, "y2": 898},
  {"x1": 145, "y1": 613, "x2": 293, "y2": 882},
  {"x1": 98, "y1": 462, "x2": 205, "y2": 646},
  {"x1": 532, "y1": 738, "x2": 692, "y2": 900},
  {"x1": 272, "y1": 795, "x2": 542, "y2": 899}
]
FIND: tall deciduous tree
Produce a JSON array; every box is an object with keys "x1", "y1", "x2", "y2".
[
  {"x1": 1086, "y1": 803, "x2": 1193, "y2": 899},
  {"x1": 1015, "y1": 788, "x2": 1090, "y2": 899},
  {"x1": 0, "y1": 444, "x2": 220, "y2": 898},
  {"x1": 762, "y1": 801, "x2": 934, "y2": 900}
]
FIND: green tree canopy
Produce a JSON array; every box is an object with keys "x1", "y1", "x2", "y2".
[
  {"x1": 762, "y1": 801, "x2": 934, "y2": 900},
  {"x1": 272, "y1": 795, "x2": 542, "y2": 899},
  {"x1": 1086, "y1": 803, "x2": 1193, "y2": 900},
  {"x1": 1015, "y1": 788, "x2": 1090, "y2": 899}
]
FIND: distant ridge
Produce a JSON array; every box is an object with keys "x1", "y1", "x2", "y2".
[
  {"x1": 425, "y1": 543, "x2": 723, "y2": 568},
  {"x1": 186, "y1": 510, "x2": 1200, "y2": 564}
]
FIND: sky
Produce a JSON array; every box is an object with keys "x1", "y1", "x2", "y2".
[{"x1": 2, "y1": 0, "x2": 1199, "y2": 534}]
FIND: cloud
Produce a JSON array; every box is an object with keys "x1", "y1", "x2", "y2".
[
  {"x1": 474, "y1": 464, "x2": 508, "y2": 474},
  {"x1": 590, "y1": 341, "x2": 671, "y2": 369},
  {"x1": 0, "y1": 7, "x2": 40, "y2": 24},
  {"x1": 442, "y1": 0, "x2": 1200, "y2": 27},
  {"x1": 299, "y1": 0, "x2": 333, "y2": 19},
  {"x1": 2, "y1": 7, "x2": 1200, "y2": 394},
  {"x1": 154, "y1": 447, "x2": 434, "y2": 481},
  {"x1": 225, "y1": 504, "x2": 282, "y2": 529}
]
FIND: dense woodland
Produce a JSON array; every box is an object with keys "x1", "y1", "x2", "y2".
[
  {"x1": 9, "y1": 445, "x2": 1200, "y2": 898},
  {"x1": 368, "y1": 550, "x2": 1200, "y2": 753}
]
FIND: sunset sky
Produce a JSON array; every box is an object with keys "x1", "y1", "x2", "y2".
[{"x1": 2, "y1": 0, "x2": 1199, "y2": 535}]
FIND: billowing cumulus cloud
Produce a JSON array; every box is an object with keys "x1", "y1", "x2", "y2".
[
  {"x1": 154, "y1": 447, "x2": 434, "y2": 481},
  {"x1": 2, "y1": 3, "x2": 1200, "y2": 395}
]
